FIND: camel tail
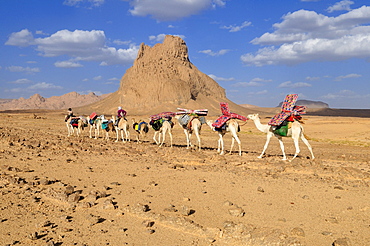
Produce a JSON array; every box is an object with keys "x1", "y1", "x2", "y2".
[{"x1": 303, "y1": 133, "x2": 311, "y2": 140}]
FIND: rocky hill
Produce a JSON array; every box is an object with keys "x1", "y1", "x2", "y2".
[
  {"x1": 81, "y1": 35, "x2": 250, "y2": 116},
  {"x1": 0, "y1": 92, "x2": 109, "y2": 111}
]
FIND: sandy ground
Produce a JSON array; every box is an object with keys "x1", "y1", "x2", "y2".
[{"x1": 0, "y1": 111, "x2": 369, "y2": 246}]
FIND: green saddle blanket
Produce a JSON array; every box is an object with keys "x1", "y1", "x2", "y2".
[{"x1": 273, "y1": 124, "x2": 288, "y2": 136}]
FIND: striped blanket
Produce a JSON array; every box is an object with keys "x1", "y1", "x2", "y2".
[
  {"x1": 268, "y1": 94, "x2": 306, "y2": 126},
  {"x1": 212, "y1": 102, "x2": 248, "y2": 128}
]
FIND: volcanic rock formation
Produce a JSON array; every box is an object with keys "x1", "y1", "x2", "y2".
[{"x1": 84, "y1": 35, "x2": 248, "y2": 116}]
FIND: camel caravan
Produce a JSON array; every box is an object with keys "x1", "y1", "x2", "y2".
[{"x1": 64, "y1": 94, "x2": 315, "y2": 161}]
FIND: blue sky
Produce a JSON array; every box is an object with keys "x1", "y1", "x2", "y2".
[{"x1": 1, "y1": 0, "x2": 370, "y2": 109}]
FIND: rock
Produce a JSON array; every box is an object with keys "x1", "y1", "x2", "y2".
[
  {"x1": 290, "y1": 227, "x2": 305, "y2": 237},
  {"x1": 228, "y1": 206, "x2": 245, "y2": 217},
  {"x1": 142, "y1": 220, "x2": 155, "y2": 227},
  {"x1": 64, "y1": 185, "x2": 74, "y2": 195},
  {"x1": 257, "y1": 186, "x2": 265, "y2": 193},
  {"x1": 332, "y1": 237, "x2": 351, "y2": 246}
]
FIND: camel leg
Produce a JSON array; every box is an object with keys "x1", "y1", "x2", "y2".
[
  {"x1": 168, "y1": 131, "x2": 173, "y2": 147},
  {"x1": 301, "y1": 135, "x2": 315, "y2": 160},
  {"x1": 89, "y1": 126, "x2": 93, "y2": 138},
  {"x1": 194, "y1": 130, "x2": 201, "y2": 151},
  {"x1": 126, "y1": 129, "x2": 130, "y2": 142},
  {"x1": 153, "y1": 131, "x2": 159, "y2": 145},
  {"x1": 276, "y1": 136, "x2": 287, "y2": 160},
  {"x1": 115, "y1": 130, "x2": 119, "y2": 142},
  {"x1": 259, "y1": 133, "x2": 272, "y2": 159},
  {"x1": 291, "y1": 136, "x2": 300, "y2": 161},
  {"x1": 218, "y1": 134, "x2": 224, "y2": 155},
  {"x1": 229, "y1": 137, "x2": 235, "y2": 155},
  {"x1": 184, "y1": 130, "x2": 191, "y2": 149},
  {"x1": 233, "y1": 135, "x2": 242, "y2": 156},
  {"x1": 159, "y1": 130, "x2": 165, "y2": 147},
  {"x1": 121, "y1": 130, "x2": 125, "y2": 142}
]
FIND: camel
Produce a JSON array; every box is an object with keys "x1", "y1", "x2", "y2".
[
  {"x1": 112, "y1": 116, "x2": 130, "y2": 143},
  {"x1": 100, "y1": 116, "x2": 115, "y2": 141},
  {"x1": 132, "y1": 119, "x2": 149, "y2": 143},
  {"x1": 207, "y1": 119, "x2": 242, "y2": 156},
  {"x1": 87, "y1": 115, "x2": 102, "y2": 139},
  {"x1": 65, "y1": 116, "x2": 85, "y2": 137},
  {"x1": 175, "y1": 115, "x2": 203, "y2": 150},
  {"x1": 152, "y1": 119, "x2": 173, "y2": 147},
  {"x1": 247, "y1": 113, "x2": 315, "y2": 161}
]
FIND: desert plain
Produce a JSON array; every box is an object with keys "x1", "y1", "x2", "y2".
[{"x1": 0, "y1": 110, "x2": 369, "y2": 246}]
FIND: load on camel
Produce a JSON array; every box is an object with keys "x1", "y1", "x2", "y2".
[
  {"x1": 99, "y1": 116, "x2": 115, "y2": 141},
  {"x1": 87, "y1": 112, "x2": 103, "y2": 139},
  {"x1": 207, "y1": 102, "x2": 248, "y2": 156},
  {"x1": 175, "y1": 108, "x2": 208, "y2": 151},
  {"x1": 132, "y1": 119, "x2": 149, "y2": 143},
  {"x1": 149, "y1": 112, "x2": 175, "y2": 147},
  {"x1": 65, "y1": 115, "x2": 87, "y2": 137},
  {"x1": 248, "y1": 94, "x2": 315, "y2": 161}
]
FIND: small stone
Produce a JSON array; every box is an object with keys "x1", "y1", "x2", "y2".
[
  {"x1": 291, "y1": 227, "x2": 305, "y2": 237},
  {"x1": 332, "y1": 237, "x2": 351, "y2": 246},
  {"x1": 28, "y1": 232, "x2": 38, "y2": 240},
  {"x1": 228, "y1": 207, "x2": 244, "y2": 217},
  {"x1": 146, "y1": 229, "x2": 155, "y2": 234},
  {"x1": 142, "y1": 220, "x2": 155, "y2": 227},
  {"x1": 64, "y1": 185, "x2": 74, "y2": 195},
  {"x1": 322, "y1": 231, "x2": 333, "y2": 236},
  {"x1": 257, "y1": 186, "x2": 265, "y2": 193},
  {"x1": 334, "y1": 186, "x2": 344, "y2": 190},
  {"x1": 181, "y1": 206, "x2": 194, "y2": 216}
]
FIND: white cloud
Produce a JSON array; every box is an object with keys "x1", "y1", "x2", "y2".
[
  {"x1": 63, "y1": 0, "x2": 104, "y2": 7},
  {"x1": 5, "y1": 29, "x2": 34, "y2": 47},
  {"x1": 250, "y1": 77, "x2": 273, "y2": 83},
  {"x1": 247, "y1": 90, "x2": 268, "y2": 95},
  {"x1": 6, "y1": 66, "x2": 40, "y2": 73},
  {"x1": 221, "y1": 21, "x2": 252, "y2": 32},
  {"x1": 208, "y1": 74, "x2": 235, "y2": 81},
  {"x1": 28, "y1": 82, "x2": 63, "y2": 90},
  {"x1": 199, "y1": 49, "x2": 230, "y2": 56},
  {"x1": 305, "y1": 76, "x2": 320, "y2": 81},
  {"x1": 54, "y1": 60, "x2": 83, "y2": 68},
  {"x1": 232, "y1": 81, "x2": 264, "y2": 87},
  {"x1": 149, "y1": 34, "x2": 186, "y2": 42},
  {"x1": 334, "y1": 73, "x2": 361, "y2": 81},
  {"x1": 278, "y1": 81, "x2": 312, "y2": 88},
  {"x1": 242, "y1": 6, "x2": 370, "y2": 66},
  {"x1": 327, "y1": 0, "x2": 353, "y2": 13},
  {"x1": 93, "y1": 76, "x2": 102, "y2": 80},
  {"x1": 6, "y1": 29, "x2": 139, "y2": 66},
  {"x1": 9, "y1": 78, "x2": 32, "y2": 84},
  {"x1": 129, "y1": 0, "x2": 225, "y2": 21}
]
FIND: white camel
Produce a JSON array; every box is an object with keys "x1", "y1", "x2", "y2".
[
  {"x1": 152, "y1": 119, "x2": 173, "y2": 147},
  {"x1": 207, "y1": 119, "x2": 242, "y2": 156},
  {"x1": 112, "y1": 116, "x2": 130, "y2": 143},
  {"x1": 247, "y1": 113, "x2": 315, "y2": 161},
  {"x1": 65, "y1": 116, "x2": 85, "y2": 137},
  {"x1": 87, "y1": 115, "x2": 102, "y2": 139},
  {"x1": 175, "y1": 115, "x2": 202, "y2": 150}
]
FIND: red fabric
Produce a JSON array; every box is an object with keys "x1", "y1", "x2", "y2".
[
  {"x1": 268, "y1": 94, "x2": 306, "y2": 126},
  {"x1": 90, "y1": 112, "x2": 98, "y2": 120},
  {"x1": 150, "y1": 112, "x2": 176, "y2": 121},
  {"x1": 212, "y1": 102, "x2": 248, "y2": 128}
]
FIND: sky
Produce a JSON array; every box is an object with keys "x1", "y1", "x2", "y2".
[{"x1": 1, "y1": 0, "x2": 370, "y2": 109}]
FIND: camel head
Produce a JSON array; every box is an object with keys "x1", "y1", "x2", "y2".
[
  {"x1": 206, "y1": 120, "x2": 214, "y2": 129},
  {"x1": 111, "y1": 115, "x2": 116, "y2": 121},
  {"x1": 247, "y1": 114, "x2": 259, "y2": 121}
]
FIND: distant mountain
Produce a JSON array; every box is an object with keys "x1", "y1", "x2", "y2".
[
  {"x1": 277, "y1": 99, "x2": 329, "y2": 108},
  {"x1": 0, "y1": 92, "x2": 110, "y2": 111}
]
